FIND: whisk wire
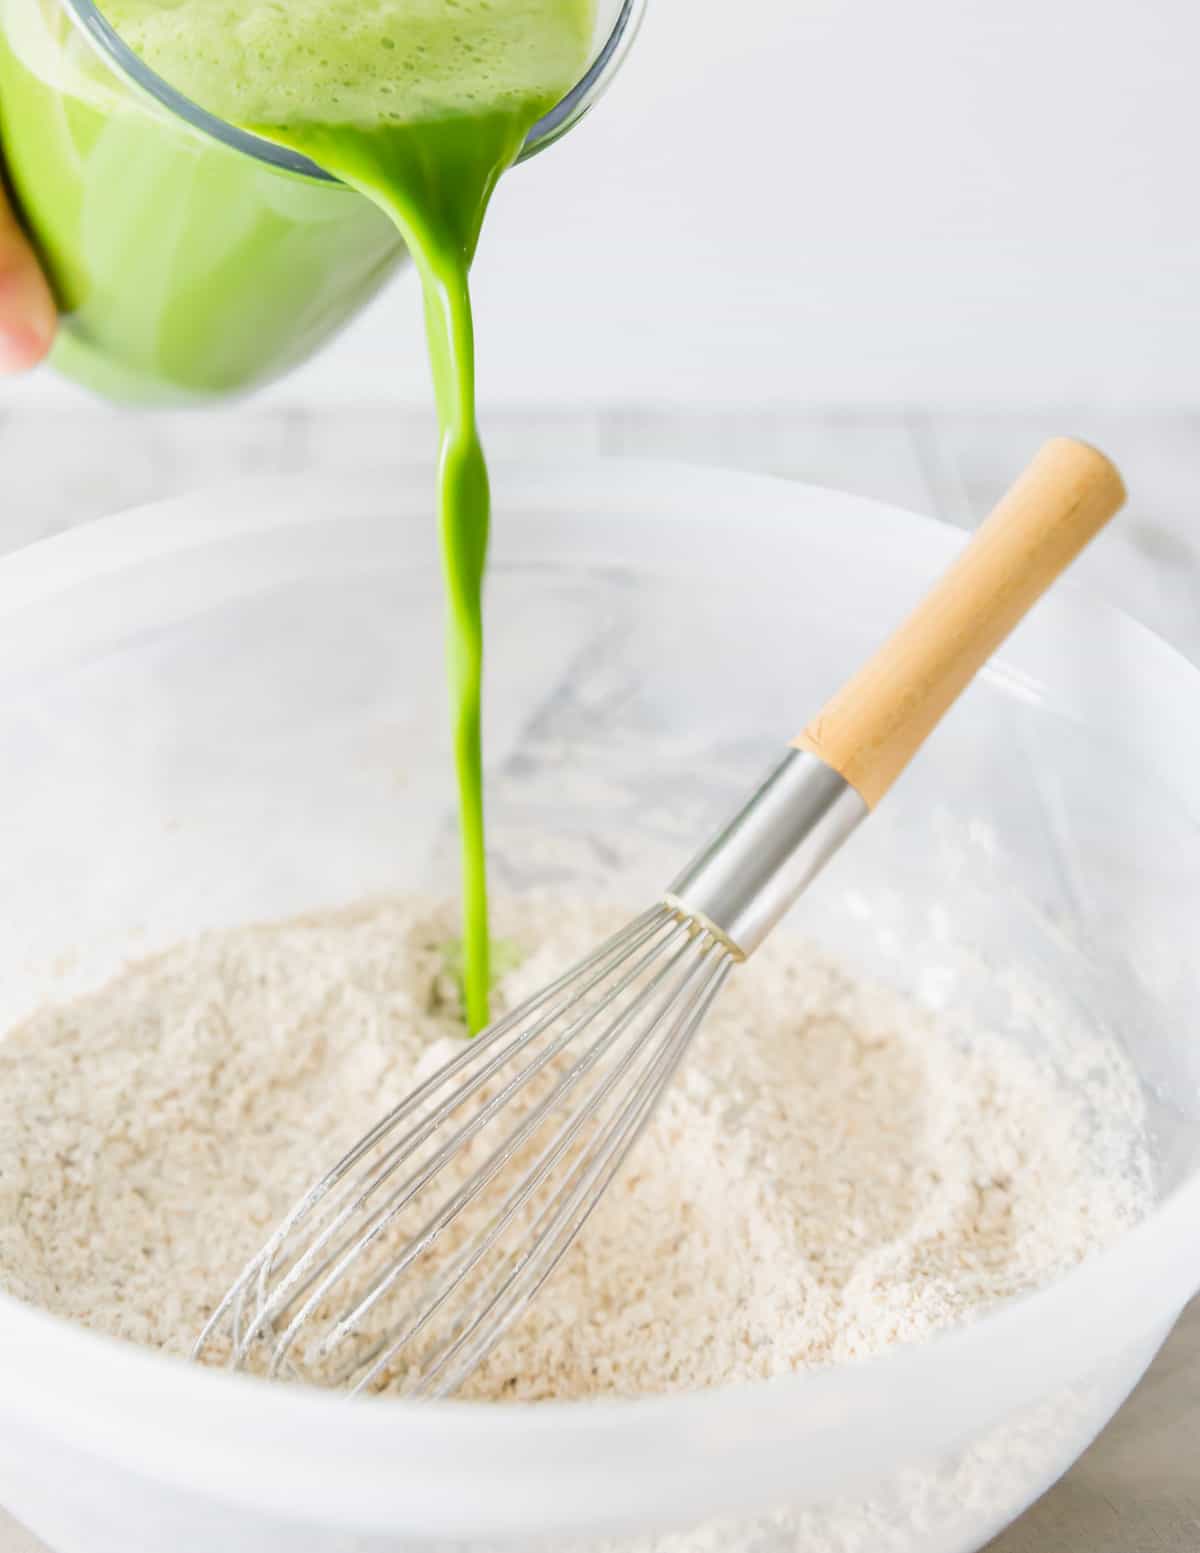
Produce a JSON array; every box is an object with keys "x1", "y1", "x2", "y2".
[
  {"x1": 347, "y1": 937, "x2": 730, "y2": 1394},
  {"x1": 317, "y1": 927, "x2": 696, "y2": 1365},
  {"x1": 262, "y1": 913, "x2": 688, "y2": 1376},
  {"x1": 407, "y1": 946, "x2": 732, "y2": 1399},
  {"x1": 194, "y1": 906, "x2": 671, "y2": 1368},
  {"x1": 196, "y1": 906, "x2": 734, "y2": 1395}
]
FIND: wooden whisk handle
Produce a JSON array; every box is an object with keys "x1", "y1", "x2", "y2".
[{"x1": 794, "y1": 437, "x2": 1126, "y2": 808}]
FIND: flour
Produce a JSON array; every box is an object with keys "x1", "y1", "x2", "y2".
[{"x1": 0, "y1": 894, "x2": 1150, "y2": 1401}]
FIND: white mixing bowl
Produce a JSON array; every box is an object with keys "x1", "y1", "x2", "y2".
[{"x1": 0, "y1": 461, "x2": 1196, "y2": 1553}]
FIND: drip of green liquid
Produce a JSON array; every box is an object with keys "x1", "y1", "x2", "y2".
[
  {"x1": 270, "y1": 117, "x2": 520, "y2": 1034},
  {"x1": 100, "y1": 0, "x2": 595, "y2": 1032}
]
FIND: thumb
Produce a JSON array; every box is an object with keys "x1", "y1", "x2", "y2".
[{"x1": 0, "y1": 179, "x2": 56, "y2": 374}]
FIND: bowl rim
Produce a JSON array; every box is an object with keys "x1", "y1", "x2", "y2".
[{"x1": 0, "y1": 458, "x2": 1196, "y2": 1537}]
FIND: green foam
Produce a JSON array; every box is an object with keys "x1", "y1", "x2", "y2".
[{"x1": 99, "y1": 0, "x2": 594, "y2": 133}]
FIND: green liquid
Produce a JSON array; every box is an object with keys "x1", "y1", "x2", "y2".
[{"x1": 98, "y1": 0, "x2": 594, "y2": 1030}]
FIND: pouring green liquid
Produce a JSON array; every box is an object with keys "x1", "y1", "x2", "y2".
[{"x1": 98, "y1": 0, "x2": 595, "y2": 1031}]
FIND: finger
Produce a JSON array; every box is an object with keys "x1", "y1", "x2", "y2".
[{"x1": 0, "y1": 182, "x2": 56, "y2": 374}]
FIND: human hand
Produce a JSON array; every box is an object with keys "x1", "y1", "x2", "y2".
[{"x1": 0, "y1": 178, "x2": 56, "y2": 373}]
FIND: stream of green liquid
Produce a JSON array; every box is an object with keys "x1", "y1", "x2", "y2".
[
  {"x1": 267, "y1": 116, "x2": 524, "y2": 1038},
  {"x1": 100, "y1": 0, "x2": 595, "y2": 1032}
]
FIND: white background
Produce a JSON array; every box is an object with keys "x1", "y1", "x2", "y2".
[{"x1": 8, "y1": 0, "x2": 1200, "y2": 411}]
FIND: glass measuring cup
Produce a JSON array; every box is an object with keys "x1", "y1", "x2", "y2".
[{"x1": 0, "y1": 0, "x2": 643, "y2": 403}]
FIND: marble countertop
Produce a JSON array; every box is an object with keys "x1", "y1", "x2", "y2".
[{"x1": 0, "y1": 405, "x2": 1196, "y2": 1552}]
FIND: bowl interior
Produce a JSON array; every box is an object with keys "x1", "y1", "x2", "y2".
[
  {"x1": 2, "y1": 463, "x2": 1197, "y2": 1189},
  {"x1": 0, "y1": 460, "x2": 1197, "y2": 1550}
]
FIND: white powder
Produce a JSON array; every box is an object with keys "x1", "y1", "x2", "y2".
[{"x1": 0, "y1": 894, "x2": 1150, "y2": 1402}]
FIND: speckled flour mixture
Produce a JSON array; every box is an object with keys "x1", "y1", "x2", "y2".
[{"x1": 0, "y1": 895, "x2": 1150, "y2": 1400}]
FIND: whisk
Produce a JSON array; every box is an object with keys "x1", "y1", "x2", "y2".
[{"x1": 195, "y1": 438, "x2": 1125, "y2": 1398}]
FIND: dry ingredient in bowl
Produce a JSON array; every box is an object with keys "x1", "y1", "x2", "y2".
[{"x1": 0, "y1": 895, "x2": 1150, "y2": 1401}]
